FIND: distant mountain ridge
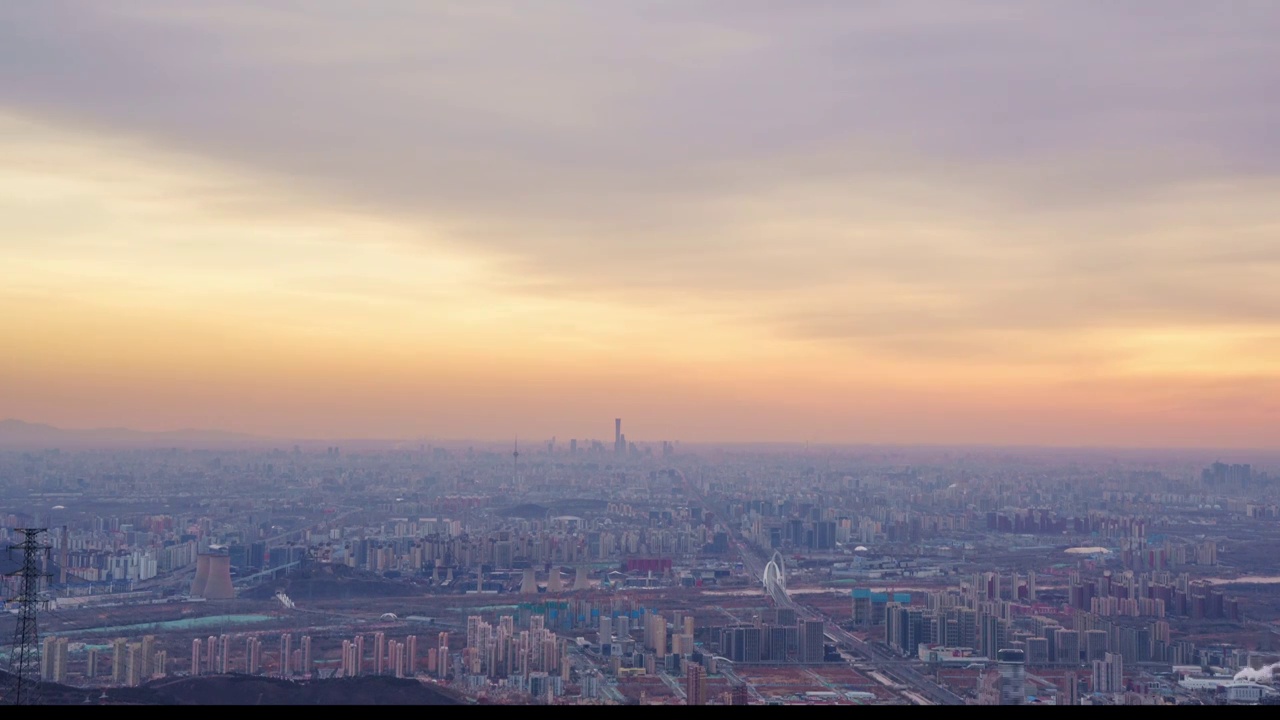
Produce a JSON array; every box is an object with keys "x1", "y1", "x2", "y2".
[{"x1": 0, "y1": 418, "x2": 273, "y2": 449}]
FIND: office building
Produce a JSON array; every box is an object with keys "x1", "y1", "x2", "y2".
[
  {"x1": 997, "y1": 648, "x2": 1026, "y2": 705},
  {"x1": 799, "y1": 620, "x2": 825, "y2": 663}
]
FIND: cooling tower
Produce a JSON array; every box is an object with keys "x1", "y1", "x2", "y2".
[
  {"x1": 521, "y1": 567, "x2": 538, "y2": 594},
  {"x1": 548, "y1": 568, "x2": 563, "y2": 593},
  {"x1": 202, "y1": 553, "x2": 235, "y2": 600},
  {"x1": 574, "y1": 567, "x2": 591, "y2": 591},
  {"x1": 191, "y1": 554, "x2": 211, "y2": 597}
]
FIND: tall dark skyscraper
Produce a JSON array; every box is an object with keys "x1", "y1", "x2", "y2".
[
  {"x1": 615, "y1": 418, "x2": 622, "y2": 455},
  {"x1": 799, "y1": 619, "x2": 825, "y2": 663}
]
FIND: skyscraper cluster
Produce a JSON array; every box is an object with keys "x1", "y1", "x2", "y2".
[
  {"x1": 338, "y1": 632, "x2": 419, "y2": 678},
  {"x1": 462, "y1": 614, "x2": 570, "y2": 695}
]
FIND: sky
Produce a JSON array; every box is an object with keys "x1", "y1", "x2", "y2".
[{"x1": 2, "y1": 1, "x2": 1278, "y2": 446}]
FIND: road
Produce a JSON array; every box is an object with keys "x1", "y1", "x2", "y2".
[
  {"x1": 720, "y1": 662, "x2": 766, "y2": 703},
  {"x1": 731, "y1": 535, "x2": 966, "y2": 706},
  {"x1": 659, "y1": 670, "x2": 687, "y2": 701}
]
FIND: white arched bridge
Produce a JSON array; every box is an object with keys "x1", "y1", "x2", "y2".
[{"x1": 762, "y1": 551, "x2": 789, "y2": 605}]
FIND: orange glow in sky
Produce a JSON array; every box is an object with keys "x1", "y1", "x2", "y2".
[{"x1": 3, "y1": 4, "x2": 1278, "y2": 447}]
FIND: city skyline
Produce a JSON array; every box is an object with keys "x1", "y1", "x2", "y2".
[
  {"x1": 5, "y1": 416, "x2": 1280, "y2": 456},
  {"x1": 3, "y1": 2, "x2": 1279, "y2": 447}
]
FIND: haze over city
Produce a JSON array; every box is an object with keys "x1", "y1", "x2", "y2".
[
  {"x1": 3, "y1": 1, "x2": 1278, "y2": 447},
  {"x1": 5, "y1": 3, "x2": 1280, "y2": 709}
]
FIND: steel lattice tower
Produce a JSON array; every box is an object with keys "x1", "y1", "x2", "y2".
[{"x1": 4, "y1": 528, "x2": 50, "y2": 706}]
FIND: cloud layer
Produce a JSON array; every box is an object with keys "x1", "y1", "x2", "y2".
[{"x1": 2, "y1": 1, "x2": 1278, "y2": 444}]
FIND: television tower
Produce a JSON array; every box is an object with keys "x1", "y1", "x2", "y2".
[
  {"x1": 512, "y1": 437, "x2": 520, "y2": 491},
  {"x1": 4, "y1": 528, "x2": 51, "y2": 706}
]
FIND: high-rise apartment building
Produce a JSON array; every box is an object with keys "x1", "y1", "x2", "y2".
[
  {"x1": 389, "y1": 640, "x2": 403, "y2": 678},
  {"x1": 40, "y1": 636, "x2": 57, "y2": 682},
  {"x1": 126, "y1": 643, "x2": 142, "y2": 687},
  {"x1": 40, "y1": 636, "x2": 68, "y2": 684},
  {"x1": 111, "y1": 637, "x2": 127, "y2": 685},
  {"x1": 1058, "y1": 673, "x2": 1078, "y2": 705},
  {"x1": 141, "y1": 635, "x2": 156, "y2": 679},
  {"x1": 686, "y1": 663, "x2": 707, "y2": 705},
  {"x1": 1026, "y1": 636, "x2": 1049, "y2": 665},
  {"x1": 1084, "y1": 629, "x2": 1108, "y2": 661},
  {"x1": 437, "y1": 632, "x2": 450, "y2": 679},
  {"x1": 301, "y1": 635, "x2": 313, "y2": 677},
  {"x1": 280, "y1": 633, "x2": 293, "y2": 677},
  {"x1": 1092, "y1": 652, "x2": 1124, "y2": 694},
  {"x1": 246, "y1": 636, "x2": 262, "y2": 675},
  {"x1": 218, "y1": 634, "x2": 231, "y2": 674},
  {"x1": 1055, "y1": 628, "x2": 1080, "y2": 664}
]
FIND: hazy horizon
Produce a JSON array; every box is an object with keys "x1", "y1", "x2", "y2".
[
  {"x1": 3, "y1": 2, "x2": 1278, "y2": 448},
  {"x1": 6, "y1": 418, "x2": 1280, "y2": 459}
]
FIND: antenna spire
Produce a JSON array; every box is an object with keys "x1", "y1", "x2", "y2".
[{"x1": 513, "y1": 436, "x2": 520, "y2": 490}]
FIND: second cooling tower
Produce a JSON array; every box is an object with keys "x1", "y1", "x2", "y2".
[
  {"x1": 201, "y1": 553, "x2": 236, "y2": 600},
  {"x1": 190, "y1": 553, "x2": 211, "y2": 597}
]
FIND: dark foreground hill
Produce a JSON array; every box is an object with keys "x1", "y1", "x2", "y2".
[{"x1": 2, "y1": 671, "x2": 467, "y2": 705}]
